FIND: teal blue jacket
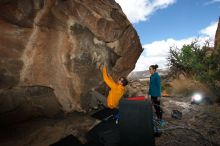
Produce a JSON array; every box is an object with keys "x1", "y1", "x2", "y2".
[{"x1": 149, "y1": 72, "x2": 161, "y2": 97}]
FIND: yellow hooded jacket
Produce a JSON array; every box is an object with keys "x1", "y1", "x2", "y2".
[{"x1": 102, "y1": 66, "x2": 125, "y2": 109}]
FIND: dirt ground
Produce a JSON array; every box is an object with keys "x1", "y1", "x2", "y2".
[
  {"x1": 0, "y1": 77, "x2": 220, "y2": 146},
  {"x1": 156, "y1": 97, "x2": 220, "y2": 146},
  {"x1": 0, "y1": 97, "x2": 219, "y2": 146}
]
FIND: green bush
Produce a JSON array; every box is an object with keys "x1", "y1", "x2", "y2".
[{"x1": 168, "y1": 41, "x2": 220, "y2": 99}]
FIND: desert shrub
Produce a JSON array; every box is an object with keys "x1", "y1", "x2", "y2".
[{"x1": 168, "y1": 42, "x2": 220, "y2": 101}]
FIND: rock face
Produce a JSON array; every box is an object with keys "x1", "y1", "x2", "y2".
[
  {"x1": 0, "y1": 86, "x2": 62, "y2": 126},
  {"x1": 214, "y1": 17, "x2": 220, "y2": 50},
  {"x1": 0, "y1": 0, "x2": 142, "y2": 119}
]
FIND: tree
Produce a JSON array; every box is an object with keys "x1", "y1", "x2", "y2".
[
  {"x1": 168, "y1": 41, "x2": 206, "y2": 78},
  {"x1": 167, "y1": 41, "x2": 220, "y2": 99}
]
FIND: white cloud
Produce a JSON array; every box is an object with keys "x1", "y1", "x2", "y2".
[
  {"x1": 142, "y1": 38, "x2": 193, "y2": 57},
  {"x1": 200, "y1": 21, "x2": 218, "y2": 39},
  {"x1": 115, "y1": 0, "x2": 176, "y2": 23},
  {"x1": 133, "y1": 22, "x2": 218, "y2": 71},
  {"x1": 133, "y1": 38, "x2": 194, "y2": 71},
  {"x1": 204, "y1": 0, "x2": 220, "y2": 5},
  {"x1": 134, "y1": 55, "x2": 167, "y2": 71}
]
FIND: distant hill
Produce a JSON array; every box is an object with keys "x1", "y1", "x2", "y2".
[{"x1": 128, "y1": 69, "x2": 168, "y2": 80}]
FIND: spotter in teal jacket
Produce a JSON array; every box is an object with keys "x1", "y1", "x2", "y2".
[{"x1": 149, "y1": 72, "x2": 161, "y2": 97}]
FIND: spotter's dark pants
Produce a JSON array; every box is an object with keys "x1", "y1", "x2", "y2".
[{"x1": 151, "y1": 96, "x2": 162, "y2": 120}]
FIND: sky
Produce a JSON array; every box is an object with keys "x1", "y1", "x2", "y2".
[{"x1": 115, "y1": 0, "x2": 220, "y2": 71}]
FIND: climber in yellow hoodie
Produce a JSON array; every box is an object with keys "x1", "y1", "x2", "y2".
[{"x1": 90, "y1": 65, "x2": 128, "y2": 109}]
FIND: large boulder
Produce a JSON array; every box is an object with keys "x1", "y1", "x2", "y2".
[
  {"x1": 214, "y1": 17, "x2": 220, "y2": 50},
  {"x1": 0, "y1": 0, "x2": 142, "y2": 115},
  {"x1": 0, "y1": 86, "x2": 62, "y2": 126}
]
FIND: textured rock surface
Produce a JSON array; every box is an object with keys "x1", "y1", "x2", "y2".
[
  {"x1": 0, "y1": 112, "x2": 98, "y2": 146},
  {"x1": 214, "y1": 17, "x2": 220, "y2": 50},
  {"x1": 0, "y1": 86, "x2": 62, "y2": 126},
  {"x1": 0, "y1": 0, "x2": 142, "y2": 118}
]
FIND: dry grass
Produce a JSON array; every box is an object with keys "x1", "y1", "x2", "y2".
[{"x1": 168, "y1": 79, "x2": 216, "y2": 100}]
